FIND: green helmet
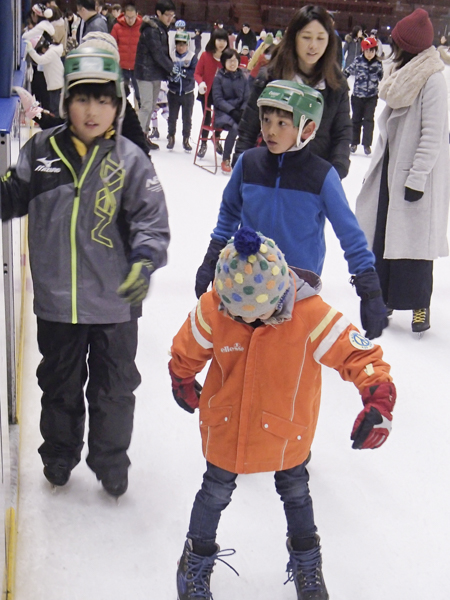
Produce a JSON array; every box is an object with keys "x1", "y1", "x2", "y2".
[
  {"x1": 63, "y1": 45, "x2": 123, "y2": 98},
  {"x1": 257, "y1": 80, "x2": 324, "y2": 130},
  {"x1": 174, "y1": 31, "x2": 190, "y2": 44}
]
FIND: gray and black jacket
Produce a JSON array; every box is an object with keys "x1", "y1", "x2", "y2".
[{"x1": 0, "y1": 125, "x2": 170, "y2": 324}]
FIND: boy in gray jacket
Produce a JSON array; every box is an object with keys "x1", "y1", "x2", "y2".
[{"x1": 0, "y1": 42, "x2": 170, "y2": 496}]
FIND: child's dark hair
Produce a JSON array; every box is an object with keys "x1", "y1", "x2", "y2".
[
  {"x1": 67, "y1": 81, "x2": 119, "y2": 107},
  {"x1": 260, "y1": 105, "x2": 294, "y2": 122},
  {"x1": 220, "y1": 48, "x2": 239, "y2": 68},
  {"x1": 205, "y1": 28, "x2": 229, "y2": 53}
]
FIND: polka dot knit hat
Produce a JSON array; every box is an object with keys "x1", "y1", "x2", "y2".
[{"x1": 215, "y1": 227, "x2": 290, "y2": 318}]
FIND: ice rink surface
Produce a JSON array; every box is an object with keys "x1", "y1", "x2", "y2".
[{"x1": 14, "y1": 92, "x2": 450, "y2": 600}]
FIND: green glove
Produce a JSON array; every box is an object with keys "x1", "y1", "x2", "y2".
[{"x1": 117, "y1": 259, "x2": 154, "y2": 305}]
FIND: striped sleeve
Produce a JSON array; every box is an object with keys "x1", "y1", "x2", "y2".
[
  {"x1": 308, "y1": 304, "x2": 392, "y2": 391},
  {"x1": 170, "y1": 296, "x2": 215, "y2": 379}
]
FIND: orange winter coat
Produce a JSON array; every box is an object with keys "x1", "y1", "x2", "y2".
[
  {"x1": 170, "y1": 270, "x2": 393, "y2": 475},
  {"x1": 111, "y1": 14, "x2": 143, "y2": 70}
]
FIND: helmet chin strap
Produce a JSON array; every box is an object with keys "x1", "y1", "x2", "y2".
[{"x1": 295, "y1": 114, "x2": 317, "y2": 150}]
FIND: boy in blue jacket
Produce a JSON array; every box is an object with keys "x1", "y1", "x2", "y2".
[
  {"x1": 167, "y1": 31, "x2": 198, "y2": 152},
  {"x1": 195, "y1": 80, "x2": 388, "y2": 339}
]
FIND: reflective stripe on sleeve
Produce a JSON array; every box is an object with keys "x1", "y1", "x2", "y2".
[
  {"x1": 190, "y1": 304, "x2": 213, "y2": 349},
  {"x1": 313, "y1": 316, "x2": 351, "y2": 363},
  {"x1": 309, "y1": 307, "x2": 338, "y2": 342}
]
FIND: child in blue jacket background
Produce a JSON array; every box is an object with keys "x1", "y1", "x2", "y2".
[{"x1": 167, "y1": 31, "x2": 197, "y2": 152}]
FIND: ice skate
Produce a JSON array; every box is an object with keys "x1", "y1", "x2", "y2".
[
  {"x1": 176, "y1": 538, "x2": 238, "y2": 600},
  {"x1": 183, "y1": 137, "x2": 192, "y2": 152},
  {"x1": 149, "y1": 127, "x2": 160, "y2": 139},
  {"x1": 100, "y1": 467, "x2": 128, "y2": 497},
  {"x1": 412, "y1": 308, "x2": 430, "y2": 338},
  {"x1": 221, "y1": 160, "x2": 232, "y2": 175},
  {"x1": 350, "y1": 144, "x2": 357, "y2": 153},
  {"x1": 364, "y1": 146, "x2": 371, "y2": 155},
  {"x1": 43, "y1": 458, "x2": 71, "y2": 487},
  {"x1": 215, "y1": 140, "x2": 223, "y2": 155},
  {"x1": 197, "y1": 141, "x2": 207, "y2": 159},
  {"x1": 285, "y1": 536, "x2": 329, "y2": 600},
  {"x1": 167, "y1": 135, "x2": 175, "y2": 150}
]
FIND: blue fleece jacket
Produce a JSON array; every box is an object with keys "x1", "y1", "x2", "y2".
[{"x1": 211, "y1": 146, "x2": 374, "y2": 275}]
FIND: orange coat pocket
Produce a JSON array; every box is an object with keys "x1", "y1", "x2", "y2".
[
  {"x1": 261, "y1": 411, "x2": 308, "y2": 441},
  {"x1": 200, "y1": 406, "x2": 232, "y2": 428}
]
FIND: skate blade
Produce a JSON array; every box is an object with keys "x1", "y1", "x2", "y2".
[{"x1": 413, "y1": 331, "x2": 426, "y2": 339}]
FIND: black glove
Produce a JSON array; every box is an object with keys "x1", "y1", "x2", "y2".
[
  {"x1": 404, "y1": 187, "x2": 423, "y2": 202},
  {"x1": 195, "y1": 238, "x2": 226, "y2": 299},
  {"x1": 230, "y1": 108, "x2": 242, "y2": 123},
  {"x1": 351, "y1": 269, "x2": 388, "y2": 340}
]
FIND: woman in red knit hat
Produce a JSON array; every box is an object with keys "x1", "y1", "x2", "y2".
[{"x1": 355, "y1": 8, "x2": 449, "y2": 336}]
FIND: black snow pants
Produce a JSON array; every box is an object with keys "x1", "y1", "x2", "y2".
[
  {"x1": 36, "y1": 318, "x2": 141, "y2": 479},
  {"x1": 351, "y1": 95, "x2": 378, "y2": 147},
  {"x1": 167, "y1": 90, "x2": 195, "y2": 138}
]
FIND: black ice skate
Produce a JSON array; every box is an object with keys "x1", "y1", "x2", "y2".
[
  {"x1": 167, "y1": 135, "x2": 175, "y2": 150},
  {"x1": 183, "y1": 137, "x2": 192, "y2": 152},
  {"x1": 285, "y1": 536, "x2": 329, "y2": 600},
  {"x1": 215, "y1": 140, "x2": 223, "y2": 155},
  {"x1": 149, "y1": 127, "x2": 160, "y2": 139},
  {"x1": 176, "y1": 538, "x2": 238, "y2": 600},
  {"x1": 100, "y1": 467, "x2": 128, "y2": 497},
  {"x1": 412, "y1": 308, "x2": 430, "y2": 336},
  {"x1": 43, "y1": 458, "x2": 72, "y2": 487},
  {"x1": 197, "y1": 141, "x2": 207, "y2": 159}
]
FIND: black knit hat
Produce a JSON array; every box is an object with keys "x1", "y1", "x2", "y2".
[{"x1": 392, "y1": 8, "x2": 433, "y2": 54}]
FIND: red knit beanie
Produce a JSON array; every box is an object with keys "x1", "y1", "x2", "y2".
[{"x1": 392, "y1": 8, "x2": 434, "y2": 54}]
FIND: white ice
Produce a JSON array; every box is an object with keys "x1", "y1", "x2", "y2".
[{"x1": 15, "y1": 91, "x2": 450, "y2": 600}]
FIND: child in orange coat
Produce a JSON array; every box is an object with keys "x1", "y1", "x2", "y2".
[{"x1": 169, "y1": 227, "x2": 396, "y2": 600}]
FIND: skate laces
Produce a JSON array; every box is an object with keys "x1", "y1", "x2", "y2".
[
  {"x1": 285, "y1": 544, "x2": 323, "y2": 591},
  {"x1": 183, "y1": 548, "x2": 239, "y2": 598},
  {"x1": 412, "y1": 308, "x2": 427, "y2": 323}
]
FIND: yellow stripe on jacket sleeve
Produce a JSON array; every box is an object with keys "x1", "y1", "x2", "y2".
[
  {"x1": 190, "y1": 302, "x2": 213, "y2": 349},
  {"x1": 313, "y1": 315, "x2": 351, "y2": 363},
  {"x1": 309, "y1": 308, "x2": 338, "y2": 342}
]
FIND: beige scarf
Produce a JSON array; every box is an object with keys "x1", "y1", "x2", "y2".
[{"x1": 379, "y1": 46, "x2": 444, "y2": 109}]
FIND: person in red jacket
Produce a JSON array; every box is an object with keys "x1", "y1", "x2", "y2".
[
  {"x1": 111, "y1": 3, "x2": 142, "y2": 105},
  {"x1": 169, "y1": 227, "x2": 396, "y2": 600},
  {"x1": 194, "y1": 28, "x2": 228, "y2": 158}
]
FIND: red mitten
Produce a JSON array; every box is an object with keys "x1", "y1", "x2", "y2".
[
  {"x1": 168, "y1": 361, "x2": 202, "y2": 414},
  {"x1": 351, "y1": 382, "x2": 396, "y2": 449}
]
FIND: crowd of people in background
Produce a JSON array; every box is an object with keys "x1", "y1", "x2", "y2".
[{"x1": 20, "y1": 0, "x2": 450, "y2": 333}]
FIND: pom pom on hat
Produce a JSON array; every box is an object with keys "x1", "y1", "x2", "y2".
[
  {"x1": 392, "y1": 8, "x2": 433, "y2": 55},
  {"x1": 264, "y1": 33, "x2": 274, "y2": 46},
  {"x1": 215, "y1": 228, "x2": 290, "y2": 318}
]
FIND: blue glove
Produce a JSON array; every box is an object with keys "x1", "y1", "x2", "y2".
[
  {"x1": 404, "y1": 187, "x2": 423, "y2": 202},
  {"x1": 195, "y1": 238, "x2": 226, "y2": 298},
  {"x1": 351, "y1": 269, "x2": 388, "y2": 340}
]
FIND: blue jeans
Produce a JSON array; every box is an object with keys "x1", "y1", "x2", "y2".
[{"x1": 188, "y1": 460, "x2": 317, "y2": 545}]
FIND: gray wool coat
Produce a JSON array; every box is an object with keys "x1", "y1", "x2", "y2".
[{"x1": 355, "y1": 57, "x2": 449, "y2": 261}]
